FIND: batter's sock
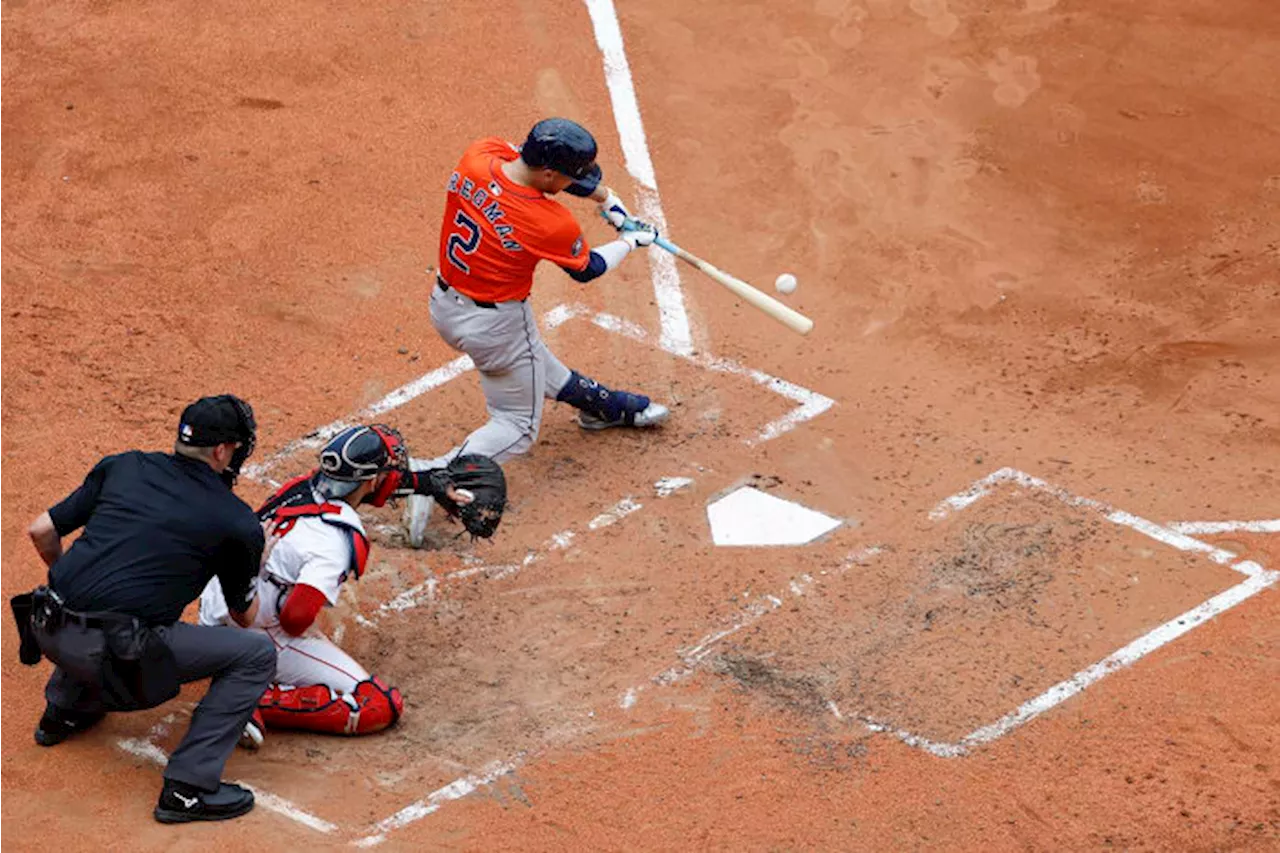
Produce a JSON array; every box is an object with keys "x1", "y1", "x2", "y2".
[{"x1": 555, "y1": 370, "x2": 650, "y2": 421}]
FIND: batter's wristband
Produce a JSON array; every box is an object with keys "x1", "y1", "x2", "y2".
[{"x1": 595, "y1": 238, "x2": 632, "y2": 271}]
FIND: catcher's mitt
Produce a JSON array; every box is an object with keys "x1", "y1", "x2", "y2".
[{"x1": 428, "y1": 454, "x2": 507, "y2": 539}]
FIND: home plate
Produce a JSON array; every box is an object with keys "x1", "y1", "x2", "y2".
[{"x1": 707, "y1": 487, "x2": 842, "y2": 546}]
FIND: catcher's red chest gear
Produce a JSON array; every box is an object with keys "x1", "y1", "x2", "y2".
[{"x1": 258, "y1": 475, "x2": 371, "y2": 580}]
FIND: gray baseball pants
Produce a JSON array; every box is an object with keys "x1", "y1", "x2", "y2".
[
  {"x1": 45, "y1": 621, "x2": 275, "y2": 791},
  {"x1": 426, "y1": 280, "x2": 572, "y2": 464}
]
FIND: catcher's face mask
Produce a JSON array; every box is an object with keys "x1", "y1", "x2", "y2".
[
  {"x1": 314, "y1": 424, "x2": 407, "y2": 508},
  {"x1": 363, "y1": 425, "x2": 408, "y2": 508}
]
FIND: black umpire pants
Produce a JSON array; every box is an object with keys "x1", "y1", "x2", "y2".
[{"x1": 44, "y1": 621, "x2": 275, "y2": 792}]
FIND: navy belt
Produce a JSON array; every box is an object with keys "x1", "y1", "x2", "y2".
[
  {"x1": 436, "y1": 276, "x2": 528, "y2": 308},
  {"x1": 436, "y1": 276, "x2": 499, "y2": 309}
]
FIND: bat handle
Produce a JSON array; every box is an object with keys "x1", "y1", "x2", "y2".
[{"x1": 606, "y1": 212, "x2": 680, "y2": 254}]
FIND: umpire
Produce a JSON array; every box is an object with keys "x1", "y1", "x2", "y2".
[{"x1": 17, "y1": 395, "x2": 276, "y2": 823}]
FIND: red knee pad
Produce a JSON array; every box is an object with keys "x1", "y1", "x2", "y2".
[
  {"x1": 352, "y1": 676, "x2": 403, "y2": 734},
  {"x1": 257, "y1": 677, "x2": 403, "y2": 736}
]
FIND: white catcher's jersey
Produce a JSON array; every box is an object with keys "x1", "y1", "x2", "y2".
[{"x1": 199, "y1": 499, "x2": 366, "y2": 629}]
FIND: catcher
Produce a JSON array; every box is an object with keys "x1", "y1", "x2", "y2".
[{"x1": 199, "y1": 424, "x2": 505, "y2": 743}]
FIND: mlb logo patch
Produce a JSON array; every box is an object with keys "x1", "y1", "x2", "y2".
[
  {"x1": 571, "y1": 236, "x2": 584, "y2": 257},
  {"x1": 180, "y1": 423, "x2": 194, "y2": 439}
]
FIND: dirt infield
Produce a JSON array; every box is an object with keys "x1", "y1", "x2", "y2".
[{"x1": 3, "y1": 0, "x2": 1278, "y2": 849}]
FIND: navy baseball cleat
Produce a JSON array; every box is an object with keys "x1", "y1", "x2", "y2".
[
  {"x1": 577, "y1": 401, "x2": 670, "y2": 431},
  {"x1": 154, "y1": 780, "x2": 255, "y2": 823},
  {"x1": 557, "y1": 370, "x2": 670, "y2": 431}
]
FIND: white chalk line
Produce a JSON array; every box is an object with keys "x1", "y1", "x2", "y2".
[
  {"x1": 352, "y1": 758, "x2": 522, "y2": 847},
  {"x1": 363, "y1": 550, "x2": 882, "y2": 840},
  {"x1": 589, "y1": 496, "x2": 642, "y2": 529},
  {"x1": 245, "y1": 305, "x2": 830, "y2": 487},
  {"x1": 118, "y1": 736, "x2": 171, "y2": 767},
  {"x1": 353, "y1": 478, "x2": 689, "y2": 842},
  {"x1": 244, "y1": 784, "x2": 341, "y2": 835},
  {"x1": 368, "y1": 491, "x2": 657, "y2": 623},
  {"x1": 622, "y1": 469, "x2": 1278, "y2": 757},
  {"x1": 578, "y1": 309, "x2": 834, "y2": 443},
  {"x1": 116, "y1": 721, "x2": 339, "y2": 834},
  {"x1": 242, "y1": 355, "x2": 473, "y2": 483},
  {"x1": 857, "y1": 718, "x2": 966, "y2": 759},
  {"x1": 354, "y1": 468, "x2": 1277, "y2": 842},
  {"x1": 930, "y1": 468, "x2": 1244, "y2": 570},
  {"x1": 655, "y1": 476, "x2": 694, "y2": 497},
  {"x1": 879, "y1": 468, "x2": 1279, "y2": 756},
  {"x1": 620, "y1": 548, "x2": 882, "y2": 708},
  {"x1": 955, "y1": 568, "x2": 1278, "y2": 752},
  {"x1": 1166, "y1": 520, "x2": 1280, "y2": 535},
  {"x1": 246, "y1": 303, "x2": 829, "y2": 621},
  {"x1": 541, "y1": 301, "x2": 587, "y2": 331},
  {"x1": 370, "y1": 475, "x2": 693, "y2": 621},
  {"x1": 927, "y1": 467, "x2": 1009, "y2": 520},
  {"x1": 583, "y1": 0, "x2": 693, "y2": 357},
  {"x1": 697, "y1": 353, "x2": 835, "y2": 445}
]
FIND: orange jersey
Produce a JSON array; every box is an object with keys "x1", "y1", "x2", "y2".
[{"x1": 436, "y1": 137, "x2": 590, "y2": 303}]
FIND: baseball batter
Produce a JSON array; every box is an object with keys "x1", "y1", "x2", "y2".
[
  {"x1": 199, "y1": 424, "x2": 505, "y2": 742},
  {"x1": 408, "y1": 117, "x2": 665, "y2": 545}
]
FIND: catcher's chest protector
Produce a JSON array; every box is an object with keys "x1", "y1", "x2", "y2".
[{"x1": 258, "y1": 474, "x2": 371, "y2": 580}]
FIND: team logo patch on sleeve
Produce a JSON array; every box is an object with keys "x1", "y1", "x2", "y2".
[{"x1": 571, "y1": 236, "x2": 584, "y2": 257}]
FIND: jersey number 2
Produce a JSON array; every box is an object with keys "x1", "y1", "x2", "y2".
[{"x1": 446, "y1": 210, "x2": 481, "y2": 274}]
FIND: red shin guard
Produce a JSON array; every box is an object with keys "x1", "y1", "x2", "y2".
[{"x1": 258, "y1": 676, "x2": 403, "y2": 735}]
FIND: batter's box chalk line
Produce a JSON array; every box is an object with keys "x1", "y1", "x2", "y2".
[
  {"x1": 221, "y1": 304, "x2": 830, "y2": 840},
  {"x1": 368, "y1": 486, "x2": 663, "y2": 623},
  {"x1": 352, "y1": 757, "x2": 524, "y2": 848},
  {"x1": 620, "y1": 469, "x2": 1277, "y2": 760},
  {"x1": 246, "y1": 300, "x2": 830, "y2": 621},
  {"x1": 1164, "y1": 519, "x2": 1280, "y2": 535},
  {"x1": 242, "y1": 302, "x2": 832, "y2": 488},
  {"x1": 290, "y1": 302, "x2": 826, "y2": 626},
  {"x1": 892, "y1": 468, "x2": 1276, "y2": 757},
  {"x1": 116, "y1": 712, "x2": 340, "y2": 834},
  {"x1": 117, "y1": 708, "x2": 517, "y2": 843}
]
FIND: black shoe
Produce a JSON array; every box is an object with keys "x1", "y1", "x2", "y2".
[
  {"x1": 34, "y1": 705, "x2": 105, "y2": 746},
  {"x1": 154, "y1": 780, "x2": 255, "y2": 824}
]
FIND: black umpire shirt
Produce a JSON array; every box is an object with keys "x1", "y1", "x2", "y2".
[{"x1": 47, "y1": 451, "x2": 262, "y2": 626}]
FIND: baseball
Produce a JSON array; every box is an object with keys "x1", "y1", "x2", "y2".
[{"x1": 774, "y1": 273, "x2": 798, "y2": 294}]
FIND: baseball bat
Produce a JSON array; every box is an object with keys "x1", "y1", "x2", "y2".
[{"x1": 612, "y1": 215, "x2": 815, "y2": 336}]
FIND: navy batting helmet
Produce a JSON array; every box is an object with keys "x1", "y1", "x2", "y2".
[{"x1": 520, "y1": 118, "x2": 602, "y2": 197}]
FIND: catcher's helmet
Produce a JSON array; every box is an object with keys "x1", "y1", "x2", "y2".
[
  {"x1": 520, "y1": 118, "x2": 602, "y2": 197},
  {"x1": 314, "y1": 425, "x2": 406, "y2": 500}
]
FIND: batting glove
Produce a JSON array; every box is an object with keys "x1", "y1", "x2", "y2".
[
  {"x1": 600, "y1": 190, "x2": 632, "y2": 230},
  {"x1": 621, "y1": 220, "x2": 659, "y2": 249}
]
